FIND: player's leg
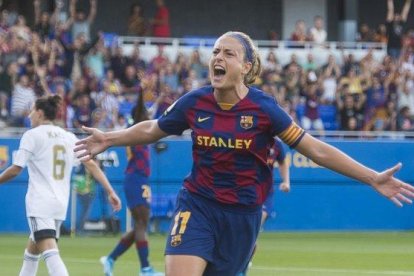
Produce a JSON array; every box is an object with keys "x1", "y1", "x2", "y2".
[
  {"x1": 129, "y1": 179, "x2": 163, "y2": 275},
  {"x1": 100, "y1": 230, "x2": 135, "y2": 276},
  {"x1": 165, "y1": 255, "x2": 207, "y2": 276},
  {"x1": 242, "y1": 196, "x2": 272, "y2": 275},
  {"x1": 19, "y1": 239, "x2": 41, "y2": 276},
  {"x1": 203, "y1": 207, "x2": 261, "y2": 276},
  {"x1": 130, "y1": 205, "x2": 151, "y2": 269},
  {"x1": 164, "y1": 189, "x2": 213, "y2": 276},
  {"x1": 261, "y1": 209, "x2": 269, "y2": 225},
  {"x1": 27, "y1": 217, "x2": 69, "y2": 276}
]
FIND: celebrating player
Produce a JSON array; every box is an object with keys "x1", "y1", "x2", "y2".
[
  {"x1": 75, "y1": 31, "x2": 414, "y2": 276},
  {"x1": 0, "y1": 95, "x2": 121, "y2": 276}
]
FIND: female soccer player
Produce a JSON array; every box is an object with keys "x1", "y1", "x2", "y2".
[
  {"x1": 100, "y1": 93, "x2": 163, "y2": 276},
  {"x1": 75, "y1": 31, "x2": 414, "y2": 276},
  {"x1": 0, "y1": 95, "x2": 121, "y2": 276},
  {"x1": 263, "y1": 137, "x2": 290, "y2": 224}
]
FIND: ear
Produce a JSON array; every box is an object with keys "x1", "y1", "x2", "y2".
[{"x1": 242, "y1": 61, "x2": 252, "y2": 75}]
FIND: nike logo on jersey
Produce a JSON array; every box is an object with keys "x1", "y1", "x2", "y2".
[{"x1": 197, "y1": 116, "x2": 211, "y2": 123}]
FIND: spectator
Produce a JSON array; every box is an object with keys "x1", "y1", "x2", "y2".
[
  {"x1": 57, "y1": 31, "x2": 102, "y2": 80},
  {"x1": 290, "y1": 20, "x2": 308, "y2": 44},
  {"x1": 0, "y1": 61, "x2": 18, "y2": 118},
  {"x1": 396, "y1": 74, "x2": 414, "y2": 115},
  {"x1": 127, "y1": 46, "x2": 147, "y2": 71},
  {"x1": 102, "y1": 69, "x2": 122, "y2": 97},
  {"x1": 374, "y1": 24, "x2": 388, "y2": 43},
  {"x1": 160, "y1": 63, "x2": 179, "y2": 92},
  {"x1": 386, "y1": 0, "x2": 412, "y2": 59},
  {"x1": 33, "y1": 0, "x2": 62, "y2": 41},
  {"x1": 10, "y1": 74, "x2": 36, "y2": 127},
  {"x1": 127, "y1": 3, "x2": 147, "y2": 36},
  {"x1": 150, "y1": 0, "x2": 170, "y2": 37},
  {"x1": 320, "y1": 55, "x2": 341, "y2": 104},
  {"x1": 336, "y1": 87, "x2": 366, "y2": 130},
  {"x1": 69, "y1": 0, "x2": 97, "y2": 42},
  {"x1": 397, "y1": 105, "x2": 414, "y2": 130},
  {"x1": 110, "y1": 46, "x2": 128, "y2": 80},
  {"x1": 189, "y1": 49, "x2": 207, "y2": 80},
  {"x1": 301, "y1": 81, "x2": 324, "y2": 132},
  {"x1": 10, "y1": 15, "x2": 31, "y2": 42},
  {"x1": 120, "y1": 64, "x2": 140, "y2": 95},
  {"x1": 95, "y1": 80, "x2": 120, "y2": 126},
  {"x1": 309, "y1": 15, "x2": 327, "y2": 44},
  {"x1": 72, "y1": 93, "x2": 94, "y2": 128},
  {"x1": 86, "y1": 39, "x2": 106, "y2": 79},
  {"x1": 148, "y1": 83, "x2": 176, "y2": 119},
  {"x1": 150, "y1": 45, "x2": 169, "y2": 73},
  {"x1": 338, "y1": 67, "x2": 369, "y2": 95},
  {"x1": 263, "y1": 51, "x2": 281, "y2": 73},
  {"x1": 302, "y1": 53, "x2": 317, "y2": 71},
  {"x1": 356, "y1": 23, "x2": 374, "y2": 42},
  {"x1": 174, "y1": 52, "x2": 190, "y2": 83}
]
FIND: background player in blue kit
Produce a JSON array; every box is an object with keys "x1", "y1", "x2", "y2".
[
  {"x1": 244, "y1": 137, "x2": 290, "y2": 274},
  {"x1": 100, "y1": 92, "x2": 163, "y2": 276},
  {"x1": 263, "y1": 137, "x2": 290, "y2": 224},
  {"x1": 75, "y1": 31, "x2": 414, "y2": 276}
]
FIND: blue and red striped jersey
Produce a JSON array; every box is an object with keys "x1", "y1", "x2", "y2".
[
  {"x1": 125, "y1": 144, "x2": 150, "y2": 177},
  {"x1": 158, "y1": 86, "x2": 304, "y2": 206}
]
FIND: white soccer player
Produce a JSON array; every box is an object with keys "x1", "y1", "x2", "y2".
[{"x1": 0, "y1": 95, "x2": 121, "y2": 276}]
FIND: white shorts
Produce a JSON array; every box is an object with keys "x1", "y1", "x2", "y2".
[{"x1": 27, "y1": 217, "x2": 63, "y2": 242}]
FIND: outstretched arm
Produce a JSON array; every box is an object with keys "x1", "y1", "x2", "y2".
[
  {"x1": 87, "y1": 0, "x2": 97, "y2": 23},
  {"x1": 83, "y1": 159, "x2": 121, "y2": 212},
  {"x1": 387, "y1": 0, "x2": 394, "y2": 22},
  {"x1": 401, "y1": 0, "x2": 412, "y2": 21},
  {"x1": 0, "y1": 165, "x2": 23, "y2": 184},
  {"x1": 33, "y1": 0, "x2": 41, "y2": 25},
  {"x1": 75, "y1": 119, "x2": 168, "y2": 161},
  {"x1": 69, "y1": 0, "x2": 77, "y2": 20},
  {"x1": 295, "y1": 133, "x2": 414, "y2": 207}
]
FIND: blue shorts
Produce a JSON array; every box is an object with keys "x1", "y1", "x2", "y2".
[
  {"x1": 124, "y1": 172, "x2": 151, "y2": 210},
  {"x1": 262, "y1": 186, "x2": 276, "y2": 218},
  {"x1": 165, "y1": 189, "x2": 261, "y2": 276}
]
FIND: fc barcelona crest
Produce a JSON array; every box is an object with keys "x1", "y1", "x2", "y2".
[
  {"x1": 240, "y1": 115, "x2": 254, "y2": 129},
  {"x1": 171, "y1": 234, "x2": 182, "y2": 247}
]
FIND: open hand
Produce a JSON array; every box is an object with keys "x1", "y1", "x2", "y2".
[
  {"x1": 74, "y1": 126, "x2": 108, "y2": 161},
  {"x1": 108, "y1": 191, "x2": 122, "y2": 212},
  {"x1": 372, "y1": 163, "x2": 414, "y2": 207}
]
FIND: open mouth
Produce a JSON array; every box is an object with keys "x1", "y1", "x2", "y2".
[{"x1": 213, "y1": 66, "x2": 226, "y2": 78}]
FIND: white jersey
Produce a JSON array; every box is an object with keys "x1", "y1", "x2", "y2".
[{"x1": 13, "y1": 124, "x2": 79, "y2": 220}]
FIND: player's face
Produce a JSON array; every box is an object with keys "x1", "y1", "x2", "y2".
[{"x1": 209, "y1": 35, "x2": 249, "y2": 90}]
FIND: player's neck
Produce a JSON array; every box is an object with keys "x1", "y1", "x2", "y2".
[
  {"x1": 39, "y1": 120, "x2": 53, "y2": 126},
  {"x1": 214, "y1": 84, "x2": 249, "y2": 104}
]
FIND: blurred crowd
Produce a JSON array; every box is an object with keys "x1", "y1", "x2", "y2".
[{"x1": 1, "y1": 0, "x2": 414, "y2": 133}]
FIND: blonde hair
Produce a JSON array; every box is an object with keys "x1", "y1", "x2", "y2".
[{"x1": 222, "y1": 31, "x2": 262, "y2": 85}]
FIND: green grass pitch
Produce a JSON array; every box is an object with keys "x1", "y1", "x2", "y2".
[{"x1": 1, "y1": 232, "x2": 414, "y2": 276}]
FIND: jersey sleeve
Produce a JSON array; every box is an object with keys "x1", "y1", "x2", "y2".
[
  {"x1": 13, "y1": 131, "x2": 36, "y2": 168},
  {"x1": 264, "y1": 97, "x2": 305, "y2": 148},
  {"x1": 157, "y1": 97, "x2": 190, "y2": 135},
  {"x1": 13, "y1": 149, "x2": 32, "y2": 168},
  {"x1": 68, "y1": 132, "x2": 81, "y2": 167}
]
